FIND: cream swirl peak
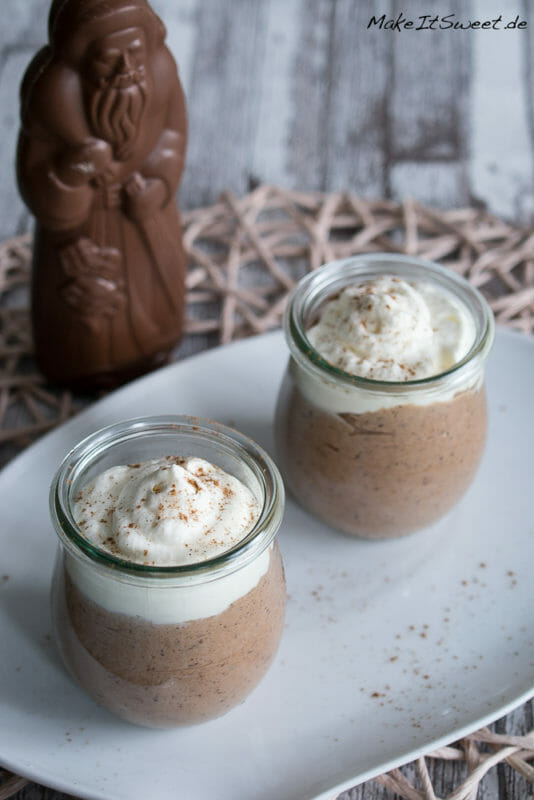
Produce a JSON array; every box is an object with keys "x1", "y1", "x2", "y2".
[
  {"x1": 73, "y1": 456, "x2": 260, "y2": 566},
  {"x1": 306, "y1": 275, "x2": 476, "y2": 381}
]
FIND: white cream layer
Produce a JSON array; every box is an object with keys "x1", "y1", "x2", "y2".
[{"x1": 65, "y1": 545, "x2": 271, "y2": 625}]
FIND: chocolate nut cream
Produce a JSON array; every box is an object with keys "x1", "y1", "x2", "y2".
[
  {"x1": 50, "y1": 418, "x2": 286, "y2": 727},
  {"x1": 275, "y1": 255, "x2": 495, "y2": 539}
]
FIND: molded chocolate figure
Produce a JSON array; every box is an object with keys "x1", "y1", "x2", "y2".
[{"x1": 17, "y1": 0, "x2": 187, "y2": 389}]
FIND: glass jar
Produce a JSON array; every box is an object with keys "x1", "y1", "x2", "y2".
[
  {"x1": 50, "y1": 416, "x2": 286, "y2": 728},
  {"x1": 275, "y1": 254, "x2": 495, "y2": 539}
]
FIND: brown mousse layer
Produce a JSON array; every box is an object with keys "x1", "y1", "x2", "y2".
[
  {"x1": 52, "y1": 544, "x2": 286, "y2": 727},
  {"x1": 275, "y1": 378, "x2": 487, "y2": 538}
]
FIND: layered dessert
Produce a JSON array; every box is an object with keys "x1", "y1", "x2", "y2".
[
  {"x1": 52, "y1": 455, "x2": 286, "y2": 727},
  {"x1": 275, "y1": 269, "x2": 492, "y2": 538}
]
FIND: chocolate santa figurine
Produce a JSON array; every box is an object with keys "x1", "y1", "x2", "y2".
[{"x1": 17, "y1": 0, "x2": 187, "y2": 390}]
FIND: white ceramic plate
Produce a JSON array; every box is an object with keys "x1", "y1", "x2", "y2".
[{"x1": 0, "y1": 329, "x2": 533, "y2": 800}]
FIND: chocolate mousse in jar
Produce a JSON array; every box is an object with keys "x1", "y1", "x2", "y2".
[
  {"x1": 50, "y1": 416, "x2": 286, "y2": 728},
  {"x1": 275, "y1": 254, "x2": 495, "y2": 539}
]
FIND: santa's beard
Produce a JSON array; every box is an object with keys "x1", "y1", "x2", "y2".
[{"x1": 89, "y1": 76, "x2": 147, "y2": 162}]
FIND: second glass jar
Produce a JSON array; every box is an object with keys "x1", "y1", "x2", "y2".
[{"x1": 274, "y1": 254, "x2": 495, "y2": 539}]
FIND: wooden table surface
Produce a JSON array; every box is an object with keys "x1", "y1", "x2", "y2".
[{"x1": 0, "y1": 1, "x2": 533, "y2": 798}]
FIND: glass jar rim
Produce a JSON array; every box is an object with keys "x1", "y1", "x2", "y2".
[
  {"x1": 50, "y1": 415, "x2": 285, "y2": 579},
  {"x1": 284, "y1": 253, "x2": 495, "y2": 391}
]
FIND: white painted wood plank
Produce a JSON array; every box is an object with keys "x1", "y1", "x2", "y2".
[
  {"x1": 0, "y1": 2, "x2": 50, "y2": 240},
  {"x1": 151, "y1": 0, "x2": 200, "y2": 99},
  {"x1": 249, "y1": 0, "x2": 304, "y2": 188},
  {"x1": 0, "y1": 0, "x2": 46, "y2": 49},
  {"x1": 525, "y1": 0, "x2": 534, "y2": 225},
  {"x1": 323, "y1": 0, "x2": 392, "y2": 196},
  {"x1": 0, "y1": 50, "x2": 35, "y2": 240},
  {"x1": 389, "y1": 161, "x2": 467, "y2": 207},
  {"x1": 179, "y1": 0, "x2": 268, "y2": 208},
  {"x1": 390, "y1": 0, "x2": 470, "y2": 161},
  {"x1": 468, "y1": 0, "x2": 534, "y2": 223},
  {"x1": 285, "y1": 0, "x2": 334, "y2": 190}
]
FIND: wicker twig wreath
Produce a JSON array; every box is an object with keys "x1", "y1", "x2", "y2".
[{"x1": 2, "y1": 185, "x2": 534, "y2": 451}]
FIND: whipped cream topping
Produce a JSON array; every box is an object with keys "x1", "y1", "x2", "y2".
[
  {"x1": 307, "y1": 276, "x2": 475, "y2": 381},
  {"x1": 73, "y1": 456, "x2": 261, "y2": 566}
]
